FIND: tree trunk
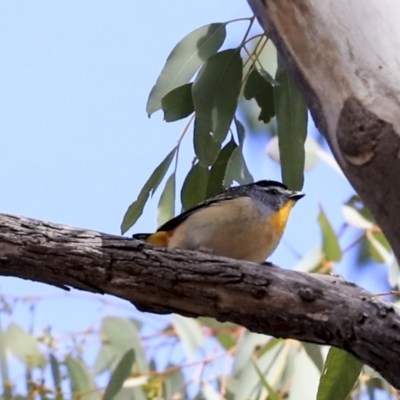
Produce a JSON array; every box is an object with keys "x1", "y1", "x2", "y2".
[
  {"x1": 0, "y1": 212, "x2": 400, "y2": 387},
  {"x1": 247, "y1": 0, "x2": 400, "y2": 260}
]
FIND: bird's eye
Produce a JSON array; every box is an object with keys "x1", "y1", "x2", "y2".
[{"x1": 270, "y1": 189, "x2": 279, "y2": 195}]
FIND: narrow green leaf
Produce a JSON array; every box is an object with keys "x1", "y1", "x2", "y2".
[
  {"x1": 257, "y1": 337, "x2": 282, "y2": 359},
  {"x1": 201, "y1": 382, "x2": 220, "y2": 400},
  {"x1": 274, "y1": 67, "x2": 307, "y2": 190},
  {"x1": 93, "y1": 343, "x2": 117, "y2": 376},
  {"x1": 293, "y1": 246, "x2": 324, "y2": 272},
  {"x1": 114, "y1": 387, "x2": 146, "y2": 400},
  {"x1": 244, "y1": 66, "x2": 275, "y2": 123},
  {"x1": 251, "y1": 359, "x2": 279, "y2": 400},
  {"x1": 234, "y1": 118, "x2": 246, "y2": 145},
  {"x1": 318, "y1": 207, "x2": 342, "y2": 262},
  {"x1": 65, "y1": 356, "x2": 100, "y2": 400},
  {"x1": 172, "y1": 315, "x2": 203, "y2": 361},
  {"x1": 192, "y1": 49, "x2": 243, "y2": 143},
  {"x1": 181, "y1": 163, "x2": 209, "y2": 211},
  {"x1": 198, "y1": 317, "x2": 237, "y2": 350},
  {"x1": 258, "y1": 67, "x2": 280, "y2": 86},
  {"x1": 366, "y1": 232, "x2": 399, "y2": 286},
  {"x1": 317, "y1": 348, "x2": 363, "y2": 400},
  {"x1": 366, "y1": 231, "x2": 391, "y2": 264},
  {"x1": 164, "y1": 366, "x2": 186, "y2": 400},
  {"x1": 157, "y1": 173, "x2": 175, "y2": 227},
  {"x1": 193, "y1": 117, "x2": 220, "y2": 166},
  {"x1": 147, "y1": 23, "x2": 227, "y2": 115},
  {"x1": 206, "y1": 139, "x2": 237, "y2": 198},
  {"x1": 346, "y1": 195, "x2": 375, "y2": 222},
  {"x1": 302, "y1": 343, "x2": 324, "y2": 371},
  {"x1": 100, "y1": 317, "x2": 148, "y2": 374},
  {"x1": 0, "y1": 321, "x2": 11, "y2": 400},
  {"x1": 233, "y1": 331, "x2": 268, "y2": 376},
  {"x1": 234, "y1": 341, "x2": 283, "y2": 400},
  {"x1": 50, "y1": 354, "x2": 61, "y2": 391},
  {"x1": 288, "y1": 347, "x2": 320, "y2": 400},
  {"x1": 5, "y1": 323, "x2": 45, "y2": 368},
  {"x1": 224, "y1": 147, "x2": 253, "y2": 186},
  {"x1": 342, "y1": 205, "x2": 374, "y2": 230},
  {"x1": 121, "y1": 147, "x2": 177, "y2": 234},
  {"x1": 161, "y1": 83, "x2": 194, "y2": 122},
  {"x1": 103, "y1": 349, "x2": 135, "y2": 400}
]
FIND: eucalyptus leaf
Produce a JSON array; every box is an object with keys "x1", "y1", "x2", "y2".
[
  {"x1": 318, "y1": 207, "x2": 342, "y2": 262},
  {"x1": 94, "y1": 317, "x2": 148, "y2": 375},
  {"x1": 274, "y1": 66, "x2": 307, "y2": 190},
  {"x1": 302, "y1": 343, "x2": 324, "y2": 372},
  {"x1": 234, "y1": 118, "x2": 246, "y2": 145},
  {"x1": 288, "y1": 348, "x2": 320, "y2": 400},
  {"x1": 5, "y1": 323, "x2": 45, "y2": 368},
  {"x1": 342, "y1": 205, "x2": 374, "y2": 230},
  {"x1": 192, "y1": 49, "x2": 243, "y2": 143},
  {"x1": 103, "y1": 349, "x2": 135, "y2": 400},
  {"x1": 201, "y1": 382, "x2": 220, "y2": 400},
  {"x1": 244, "y1": 66, "x2": 275, "y2": 123},
  {"x1": 147, "y1": 23, "x2": 227, "y2": 115},
  {"x1": 0, "y1": 322, "x2": 11, "y2": 400},
  {"x1": 157, "y1": 173, "x2": 175, "y2": 227},
  {"x1": 121, "y1": 147, "x2": 176, "y2": 234},
  {"x1": 233, "y1": 331, "x2": 268, "y2": 376},
  {"x1": 252, "y1": 359, "x2": 279, "y2": 400},
  {"x1": 206, "y1": 139, "x2": 237, "y2": 198},
  {"x1": 50, "y1": 354, "x2": 61, "y2": 391},
  {"x1": 317, "y1": 347, "x2": 363, "y2": 400},
  {"x1": 259, "y1": 67, "x2": 280, "y2": 86},
  {"x1": 234, "y1": 342, "x2": 283, "y2": 400},
  {"x1": 224, "y1": 147, "x2": 253, "y2": 187},
  {"x1": 164, "y1": 367, "x2": 186, "y2": 400},
  {"x1": 161, "y1": 83, "x2": 194, "y2": 122},
  {"x1": 193, "y1": 117, "x2": 220, "y2": 166},
  {"x1": 181, "y1": 162, "x2": 209, "y2": 211},
  {"x1": 293, "y1": 245, "x2": 324, "y2": 272},
  {"x1": 365, "y1": 231, "x2": 391, "y2": 264},
  {"x1": 172, "y1": 315, "x2": 203, "y2": 361},
  {"x1": 113, "y1": 387, "x2": 146, "y2": 400},
  {"x1": 65, "y1": 356, "x2": 100, "y2": 400}
]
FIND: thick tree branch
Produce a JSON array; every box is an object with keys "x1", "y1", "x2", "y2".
[
  {"x1": 0, "y1": 213, "x2": 399, "y2": 387},
  {"x1": 247, "y1": 0, "x2": 400, "y2": 260}
]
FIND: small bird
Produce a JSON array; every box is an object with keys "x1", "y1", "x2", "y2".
[{"x1": 133, "y1": 180, "x2": 304, "y2": 263}]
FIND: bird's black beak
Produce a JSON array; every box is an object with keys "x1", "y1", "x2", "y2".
[{"x1": 289, "y1": 191, "x2": 305, "y2": 202}]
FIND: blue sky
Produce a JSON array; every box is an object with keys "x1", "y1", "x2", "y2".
[{"x1": 0, "y1": 0, "x2": 392, "y2": 392}]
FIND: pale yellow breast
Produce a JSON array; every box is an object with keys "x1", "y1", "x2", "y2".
[{"x1": 168, "y1": 197, "x2": 285, "y2": 262}]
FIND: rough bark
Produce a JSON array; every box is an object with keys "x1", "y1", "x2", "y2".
[
  {"x1": 0, "y1": 212, "x2": 399, "y2": 387},
  {"x1": 247, "y1": 0, "x2": 400, "y2": 260}
]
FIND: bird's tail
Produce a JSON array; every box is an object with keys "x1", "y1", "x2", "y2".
[{"x1": 132, "y1": 233, "x2": 151, "y2": 241}]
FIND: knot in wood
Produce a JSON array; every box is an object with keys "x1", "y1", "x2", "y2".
[
  {"x1": 337, "y1": 98, "x2": 390, "y2": 165},
  {"x1": 252, "y1": 288, "x2": 267, "y2": 299},
  {"x1": 357, "y1": 312, "x2": 369, "y2": 324},
  {"x1": 298, "y1": 287, "x2": 316, "y2": 302}
]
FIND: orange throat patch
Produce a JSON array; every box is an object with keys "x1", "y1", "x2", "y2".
[{"x1": 269, "y1": 199, "x2": 296, "y2": 237}]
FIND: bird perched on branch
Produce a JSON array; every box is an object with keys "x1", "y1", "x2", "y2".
[{"x1": 133, "y1": 180, "x2": 304, "y2": 263}]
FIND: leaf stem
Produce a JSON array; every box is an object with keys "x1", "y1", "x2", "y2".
[
  {"x1": 175, "y1": 114, "x2": 195, "y2": 174},
  {"x1": 225, "y1": 16, "x2": 254, "y2": 25},
  {"x1": 239, "y1": 16, "x2": 256, "y2": 48}
]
